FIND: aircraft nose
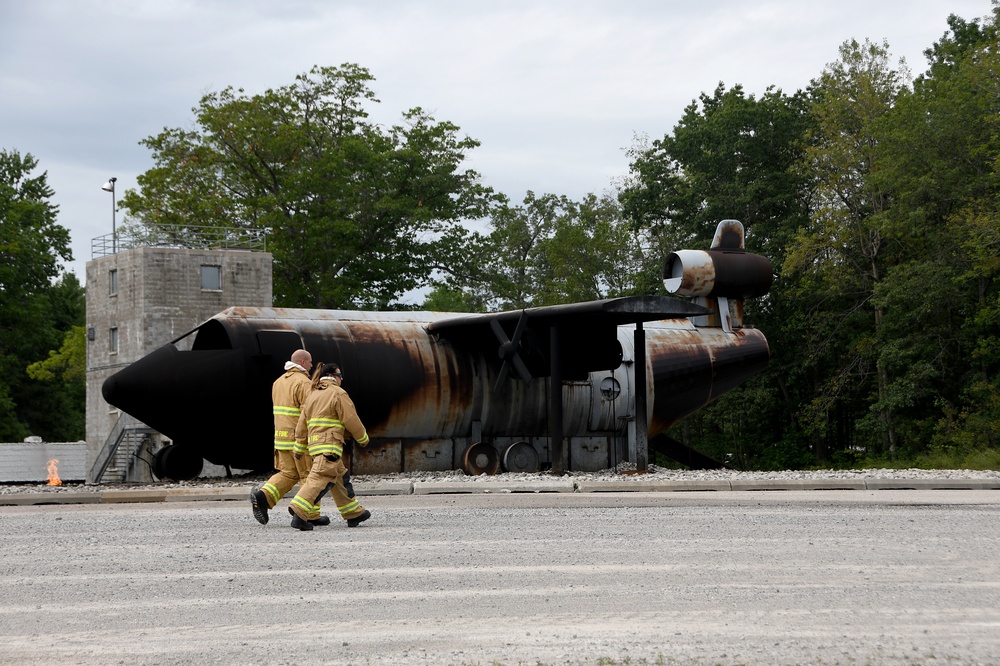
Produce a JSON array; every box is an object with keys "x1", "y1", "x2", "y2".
[
  {"x1": 102, "y1": 345, "x2": 179, "y2": 413},
  {"x1": 102, "y1": 344, "x2": 250, "y2": 442}
]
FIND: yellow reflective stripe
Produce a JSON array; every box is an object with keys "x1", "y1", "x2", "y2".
[
  {"x1": 338, "y1": 498, "x2": 361, "y2": 515},
  {"x1": 262, "y1": 484, "x2": 280, "y2": 505},
  {"x1": 273, "y1": 441, "x2": 295, "y2": 451},
  {"x1": 290, "y1": 495, "x2": 318, "y2": 514},
  {"x1": 356, "y1": 432, "x2": 369, "y2": 445},
  {"x1": 308, "y1": 417, "x2": 343, "y2": 428},
  {"x1": 273, "y1": 406, "x2": 301, "y2": 416},
  {"x1": 308, "y1": 443, "x2": 344, "y2": 457}
]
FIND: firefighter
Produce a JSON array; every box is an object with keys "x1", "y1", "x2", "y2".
[
  {"x1": 287, "y1": 361, "x2": 372, "y2": 531},
  {"x1": 250, "y1": 349, "x2": 330, "y2": 526}
]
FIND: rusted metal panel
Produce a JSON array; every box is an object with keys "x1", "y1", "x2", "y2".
[
  {"x1": 570, "y1": 437, "x2": 609, "y2": 472},
  {"x1": 352, "y1": 440, "x2": 402, "y2": 475},
  {"x1": 461, "y1": 442, "x2": 501, "y2": 475},
  {"x1": 402, "y1": 438, "x2": 453, "y2": 473},
  {"x1": 561, "y1": 382, "x2": 592, "y2": 435},
  {"x1": 645, "y1": 323, "x2": 770, "y2": 434},
  {"x1": 712, "y1": 219, "x2": 747, "y2": 250},
  {"x1": 501, "y1": 441, "x2": 540, "y2": 472},
  {"x1": 663, "y1": 250, "x2": 715, "y2": 296},
  {"x1": 663, "y1": 250, "x2": 772, "y2": 300},
  {"x1": 103, "y1": 288, "x2": 772, "y2": 478}
]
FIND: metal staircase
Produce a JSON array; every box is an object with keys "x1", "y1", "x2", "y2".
[{"x1": 88, "y1": 414, "x2": 158, "y2": 484}]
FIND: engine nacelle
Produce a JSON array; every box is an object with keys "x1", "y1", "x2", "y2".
[
  {"x1": 661, "y1": 220, "x2": 773, "y2": 332},
  {"x1": 662, "y1": 249, "x2": 772, "y2": 299}
]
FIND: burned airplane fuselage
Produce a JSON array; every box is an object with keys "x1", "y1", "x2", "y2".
[{"x1": 102, "y1": 220, "x2": 772, "y2": 480}]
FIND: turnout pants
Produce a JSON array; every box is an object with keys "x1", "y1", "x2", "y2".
[
  {"x1": 289, "y1": 454, "x2": 366, "y2": 523},
  {"x1": 261, "y1": 450, "x2": 314, "y2": 511}
]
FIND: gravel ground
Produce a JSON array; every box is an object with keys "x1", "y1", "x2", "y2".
[
  {"x1": 2, "y1": 486, "x2": 999, "y2": 665},
  {"x1": 4, "y1": 464, "x2": 1000, "y2": 495}
]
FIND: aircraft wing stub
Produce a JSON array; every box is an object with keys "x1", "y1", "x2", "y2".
[
  {"x1": 426, "y1": 295, "x2": 711, "y2": 335},
  {"x1": 427, "y1": 296, "x2": 713, "y2": 382}
]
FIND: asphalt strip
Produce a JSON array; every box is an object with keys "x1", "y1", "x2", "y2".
[{"x1": 3, "y1": 476, "x2": 999, "y2": 506}]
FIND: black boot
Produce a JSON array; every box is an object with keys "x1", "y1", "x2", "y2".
[
  {"x1": 288, "y1": 506, "x2": 314, "y2": 531},
  {"x1": 250, "y1": 489, "x2": 269, "y2": 525},
  {"x1": 346, "y1": 509, "x2": 371, "y2": 527}
]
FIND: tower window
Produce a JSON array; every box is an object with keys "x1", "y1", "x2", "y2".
[
  {"x1": 109, "y1": 327, "x2": 119, "y2": 354},
  {"x1": 109, "y1": 269, "x2": 118, "y2": 295},
  {"x1": 200, "y1": 265, "x2": 222, "y2": 290}
]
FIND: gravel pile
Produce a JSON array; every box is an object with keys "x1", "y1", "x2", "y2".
[{"x1": 3, "y1": 463, "x2": 999, "y2": 495}]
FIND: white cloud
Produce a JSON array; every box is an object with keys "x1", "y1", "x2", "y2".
[{"x1": 0, "y1": 0, "x2": 992, "y2": 281}]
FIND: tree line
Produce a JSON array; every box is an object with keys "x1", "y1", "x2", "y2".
[{"x1": 3, "y1": 7, "x2": 997, "y2": 468}]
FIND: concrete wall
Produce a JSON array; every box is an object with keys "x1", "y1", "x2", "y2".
[
  {"x1": 85, "y1": 247, "x2": 272, "y2": 482},
  {"x1": 0, "y1": 442, "x2": 87, "y2": 483}
]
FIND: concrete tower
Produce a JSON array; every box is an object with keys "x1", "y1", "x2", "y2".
[{"x1": 85, "y1": 228, "x2": 272, "y2": 482}]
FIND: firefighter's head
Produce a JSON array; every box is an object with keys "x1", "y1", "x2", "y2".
[
  {"x1": 311, "y1": 362, "x2": 343, "y2": 388},
  {"x1": 290, "y1": 349, "x2": 313, "y2": 371}
]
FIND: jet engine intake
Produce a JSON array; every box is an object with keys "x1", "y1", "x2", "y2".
[{"x1": 662, "y1": 249, "x2": 772, "y2": 299}]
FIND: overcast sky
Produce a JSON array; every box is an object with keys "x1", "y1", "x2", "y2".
[{"x1": 1, "y1": 0, "x2": 993, "y2": 284}]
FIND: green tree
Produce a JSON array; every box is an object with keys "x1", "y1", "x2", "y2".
[
  {"x1": 620, "y1": 83, "x2": 813, "y2": 264},
  {"x1": 121, "y1": 64, "x2": 496, "y2": 309},
  {"x1": 421, "y1": 284, "x2": 486, "y2": 313},
  {"x1": 784, "y1": 39, "x2": 911, "y2": 459},
  {"x1": 27, "y1": 325, "x2": 86, "y2": 383},
  {"x1": 535, "y1": 192, "x2": 647, "y2": 306},
  {"x1": 874, "y1": 7, "x2": 1000, "y2": 455},
  {"x1": 468, "y1": 191, "x2": 648, "y2": 311},
  {"x1": 477, "y1": 191, "x2": 565, "y2": 309},
  {"x1": 0, "y1": 150, "x2": 83, "y2": 441}
]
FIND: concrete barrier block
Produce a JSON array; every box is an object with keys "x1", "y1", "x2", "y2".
[
  {"x1": 355, "y1": 481, "x2": 414, "y2": 495},
  {"x1": 164, "y1": 488, "x2": 247, "y2": 502},
  {"x1": 100, "y1": 490, "x2": 167, "y2": 503},
  {"x1": 865, "y1": 478, "x2": 996, "y2": 490},
  {"x1": 412, "y1": 480, "x2": 574, "y2": 494},
  {"x1": 575, "y1": 479, "x2": 732, "y2": 493},
  {"x1": 729, "y1": 478, "x2": 867, "y2": 491},
  {"x1": 0, "y1": 492, "x2": 102, "y2": 506}
]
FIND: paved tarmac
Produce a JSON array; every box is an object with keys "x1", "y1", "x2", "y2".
[{"x1": 1, "y1": 489, "x2": 999, "y2": 665}]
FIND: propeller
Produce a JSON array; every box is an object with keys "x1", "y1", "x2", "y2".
[{"x1": 491, "y1": 311, "x2": 532, "y2": 392}]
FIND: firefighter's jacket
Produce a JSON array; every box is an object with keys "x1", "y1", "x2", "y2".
[
  {"x1": 294, "y1": 378, "x2": 369, "y2": 458},
  {"x1": 271, "y1": 367, "x2": 311, "y2": 451}
]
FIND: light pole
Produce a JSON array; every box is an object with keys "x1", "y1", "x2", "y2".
[{"x1": 101, "y1": 177, "x2": 117, "y2": 253}]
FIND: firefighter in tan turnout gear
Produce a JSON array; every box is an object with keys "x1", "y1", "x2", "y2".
[
  {"x1": 250, "y1": 349, "x2": 330, "y2": 526},
  {"x1": 287, "y1": 361, "x2": 371, "y2": 531}
]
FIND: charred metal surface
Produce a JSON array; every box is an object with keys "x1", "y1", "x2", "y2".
[
  {"x1": 570, "y1": 437, "x2": 609, "y2": 472},
  {"x1": 663, "y1": 221, "x2": 772, "y2": 303},
  {"x1": 429, "y1": 296, "x2": 709, "y2": 381},
  {"x1": 103, "y1": 225, "x2": 774, "y2": 479},
  {"x1": 711, "y1": 219, "x2": 747, "y2": 250},
  {"x1": 201, "y1": 309, "x2": 478, "y2": 440},
  {"x1": 104, "y1": 302, "x2": 770, "y2": 476},
  {"x1": 501, "y1": 442, "x2": 539, "y2": 473},
  {"x1": 644, "y1": 321, "x2": 771, "y2": 434},
  {"x1": 704, "y1": 251, "x2": 773, "y2": 299},
  {"x1": 402, "y1": 438, "x2": 453, "y2": 472},
  {"x1": 462, "y1": 442, "x2": 500, "y2": 475},
  {"x1": 352, "y1": 439, "x2": 402, "y2": 476},
  {"x1": 706, "y1": 329, "x2": 771, "y2": 401},
  {"x1": 663, "y1": 250, "x2": 772, "y2": 300},
  {"x1": 101, "y1": 344, "x2": 265, "y2": 469}
]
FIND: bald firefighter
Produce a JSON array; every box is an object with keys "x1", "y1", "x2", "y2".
[
  {"x1": 287, "y1": 361, "x2": 371, "y2": 531},
  {"x1": 250, "y1": 349, "x2": 330, "y2": 526}
]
